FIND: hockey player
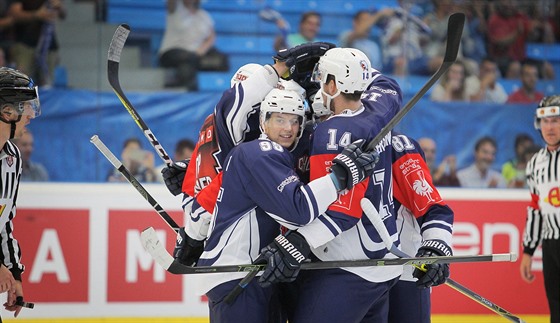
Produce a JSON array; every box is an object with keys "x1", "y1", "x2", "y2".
[
  {"x1": 520, "y1": 95, "x2": 560, "y2": 323},
  {"x1": 195, "y1": 88, "x2": 378, "y2": 323},
  {"x1": 257, "y1": 47, "x2": 405, "y2": 322},
  {"x1": 387, "y1": 132, "x2": 454, "y2": 323},
  {"x1": 0, "y1": 67, "x2": 41, "y2": 319},
  {"x1": 310, "y1": 81, "x2": 454, "y2": 322},
  {"x1": 161, "y1": 42, "x2": 335, "y2": 266}
]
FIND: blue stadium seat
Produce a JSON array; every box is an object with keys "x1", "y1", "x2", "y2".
[
  {"x1": 389, "y1": 74, "x2": 431, "y2": 97},
  {"x1": 215, "y1": 35, "x2": 276, "y2": 55},
  {"x1": 211, "y1": 11, "x2": 278, "y2": 35},
  {"x1": 199, "y1": 72, "x2": 230, "y2": 92},
  {"x1": 500, "y1": 79, "x2": 521, "y2": 94},
  {"x1": 526, "y1": 43, "x2": 560, "y2": 62},
  {"x1": 107, "y1": 7, "x2": 165, "y2": 32}
]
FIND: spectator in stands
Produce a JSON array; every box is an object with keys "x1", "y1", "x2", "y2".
[
  {"x1": 0, "y1": 1, "x2": 14, "y2": 65},
  {"x1": 380, "y1": 0, "x2": 442, "y2": 76},
  {"x1": 501, "y1": 133, "x2": 535, "y2": 188},
  {"x1": 423, "y1": 0, "x2": 477, "y2": 75},
  {"x1": 487, "y1": 0, "x2": 554, "y2": 80},
  {"x1": 338, "y1": 8, "x2": 394, "y2": 71},
  {"x1": 418, "y1": 137, "x2": 460, "y2": 187},
  {"x1": 466, "y1": 57, "x2": 508, "y2": 103},
  {"x1": 274, "y1": 11, "x2": 321, "y2": 51},
  {"x1": 156, "y1": 138, "x2": 195, "y2": 183},
  {"x1": 107, "y1": 138, "x2": 157, "y2": 183},
  {"x1": 158, "y1": 0, "x2": 220, "y2": 91},
  {"x1": 8, "y1": 0, "x2": 66, "y2": 87},
  {"x1": 430, "y1": 60, "x2": 469, "y2": 102},
  {"x1": 461, "y1": 1, "x2": 489, "y2": 64},
  {"x1": 507, "y1": 60, "x2": 545, "y2": 104},
  {"x1": 11, "y1": 130, "x2": 49, "y2": 181},
  {"x1": 457, "y1": 136, "x2": 507, "y2": 188}
]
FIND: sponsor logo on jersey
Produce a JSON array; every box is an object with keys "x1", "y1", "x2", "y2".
[
  {"x1": 544, "y1": 187, "x2": 560, "y2": 207},
  {"x1": 277, "y1": 175, "x2": 298, "y2": 192}
]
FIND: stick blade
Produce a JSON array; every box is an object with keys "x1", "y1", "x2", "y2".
[
  {"x1": 108, "y1": 24, "x2": 130, "y2": 64},
  {"x1": 140, "y1": 226, "x2": 174, "y2": 270},
  {"x1": 443, "y1": 12, "x2": 465, "y2": 63}
]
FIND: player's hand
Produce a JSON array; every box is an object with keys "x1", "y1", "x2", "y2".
[
  {"x1": 161, "y1": 159, "x2": 190, "y2": 196},
  {"x1": 273, "y1": 42, "x2": 336, "y2": 81},
  {"x1": 254, "y1": 231, "x2": 310, "y2": 287},
  {"x1": 0, "y1": 265, "x2": 16, "y2": 294},
  {"x1": 173, "y1": 227, "x2": 205, "y2": 266},
  {"x1": 329, "y1": 139, "x2": 379, "y2": 191},
  {"x1": 413, "y1": 240, "x2": 452, "y2": 288}
]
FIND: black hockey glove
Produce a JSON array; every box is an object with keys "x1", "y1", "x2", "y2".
[
  {"x1": 161, "y1": 159, "x2": 190, "y2": 196},
  {"x1": 173, "y1": 227, "x2": 205, "y2": 266},
  {"x1": 330, "y1": 139, "x2": 379, "y2": 191},
  {"x1": 254, "y1": 231, "x2": 311, "y2": 288},
  {"x1": 413, "y1": 240, "x2": 452, "y2": 288},
  {"x1": 274, "y1": 42, "x2": 336, "y2": 82}
]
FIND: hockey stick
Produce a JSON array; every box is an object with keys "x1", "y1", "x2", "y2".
[
  {"x1": 107, "y1": 24, "x2": 172, "y2": 167},
  {"x1": 361, "y1": 198, "x2": 526, "y2": 323},
  {"x1": 364, "y1": 12, "x2": 464, "y2": 152},
  {"x1": 90, "y1": 135, "x2": 180, "y2": 233},
  {"x1": 140, "y1": 227, "x2": 516, "y2": 274}
]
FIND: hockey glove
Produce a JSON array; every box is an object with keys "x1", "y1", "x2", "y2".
[
  {"x1": 273, "y1": 42, "x2": 335, "y2": 81},
  {"x1": 254, "y1": 231, "x2": 311, "y2": 288},
  {"x1": 173, "y1": 227, "x2": 205, "y2": 266},
  {"x1": 161, "y1": 159, "x2": 190, "y2": 196},
  {"x1": 330, "y1": 139, "x2": 379, "y2": 191},
  {"x1": 413, "y1": 240, "x2": 452, "y2": 288}
]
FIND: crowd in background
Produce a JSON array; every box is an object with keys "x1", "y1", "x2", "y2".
[{"x1": 0, "y1": 0, "x2": 558, "y2": 185}]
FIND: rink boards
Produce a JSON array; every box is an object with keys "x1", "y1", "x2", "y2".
[{"x1": 1, "y1": 183, "x2": 549, "y2": 320}]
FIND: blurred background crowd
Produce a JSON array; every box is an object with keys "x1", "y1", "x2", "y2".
[{"x1": 0, "y1": 0, "x2": 558, "y2": 185}]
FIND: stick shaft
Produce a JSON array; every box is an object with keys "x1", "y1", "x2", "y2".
[
  {"x1": 107, "y1": 24, "x2": 172, "y2": 166},
  {"x1": 365, "y1": 12, "x2": 465, "y2": 151}
]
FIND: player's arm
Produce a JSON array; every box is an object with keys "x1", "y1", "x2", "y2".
[
  {"x1": 522, "y1": 161, "x2": 542, "y2": 256},
  {"x1": 391, "y1": 135, "x2": 453, "y2": 245}
]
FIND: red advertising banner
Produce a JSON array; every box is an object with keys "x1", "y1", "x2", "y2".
[
  {"x1": 16, "y1": 209, "x2": 89, "y2": 302},
  {"x1": 431, "y1": 198, "x2": 547, "y2": 314},
  {"x1": 8, "y1": 184, "x2": 549, "y2": 318}
]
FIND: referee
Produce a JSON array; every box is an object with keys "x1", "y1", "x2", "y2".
[
  {"x1": 521, "y1": 95, "x2": 560, "y2": 323},
  {"x1": 0, "y1": 67, "x2": 41, "y2": 321}
]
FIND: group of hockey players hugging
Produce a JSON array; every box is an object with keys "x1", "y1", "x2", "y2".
[{"x1": 160, "y1": 42, "x2": 454, "y2": 323}]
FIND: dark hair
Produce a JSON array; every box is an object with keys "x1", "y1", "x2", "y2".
[
  {"x1": 123, "y1": 137, "x2": 142, "y2": 148},
  {"x1": 514, "y1": 133, "x2": 534, "y2": 150},
  {"x1": 300, "y1": 11, "x2": 321, "y2": 25},
  {"x1": 175, "y1": 138, "x2": 196, "y2": 154},
  {"x1": 475, "y1": 136, "x2": 497, "y2": 152},
  {"x1": 326, "y1": 74, "x2": 363, "y2": 100}
]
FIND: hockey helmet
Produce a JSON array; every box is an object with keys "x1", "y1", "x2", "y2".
[
  {"x1": 0, "y1": 67, "x2": 40, "y2": 120},
  {"x1": 311, "y1": 47, "x2": 371, "y2": 94},
  {"x1": 260, "y1": 88, "x2": 306, "y2": 139},
  {"x1": 534, "y1": 95, "x2": 560, "y2": 130},
  {"x1": 311, "y1": 89, "x2": 331, "y2": 119},
  {"x1": 230, "y1": 63, "x2": 261, "y2": 87}
]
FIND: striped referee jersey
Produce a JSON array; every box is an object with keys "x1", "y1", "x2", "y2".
[
  {"x1": 523, "y1": 146, "x2": 560, "y2": 255},
  {"x1": 0, "y1": 140, "x2": 24, "y2": 280}
]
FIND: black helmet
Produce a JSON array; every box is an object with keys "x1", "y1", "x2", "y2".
[
  {"x1": 534, "y1": 95, "x2": 560, "y2": 130},
  {"x1": 0, "y1": 67, "x2": 38, "y2": 103}
]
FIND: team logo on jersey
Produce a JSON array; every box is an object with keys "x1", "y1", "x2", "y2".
[
  {"x1": 6, "y1": 156, "x2": 13, "y2": 167},
  {"x1": 544, "y1": 187, "x2": 560, "y2": 207},
  {"x1": 399, "y1": 157, "x2": 442, "y2": 212}
]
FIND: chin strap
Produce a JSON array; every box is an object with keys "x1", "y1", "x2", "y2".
[{"x1": 9, "y1": 121, "x2": 16, "y2": 139}]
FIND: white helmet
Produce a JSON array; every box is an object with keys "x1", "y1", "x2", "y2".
[
  {"x1": 260, "y1": 88, "x2": 306, "y2": 139},
  {"x1": 230, "y1": 63, "x2": 261, "y2": 87},
  {"x1": 276, "y1": 79, "x2": 306, "y2": 102},
  {"x1": 534, "y1": 95, "x2": 560, "y2": 130},
  {"x1": 312, "y1": 89, "x2": 331, "y2": 119},
  {"x1": 311, "y1": 47, "x2": 371, "y2": 94}
]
